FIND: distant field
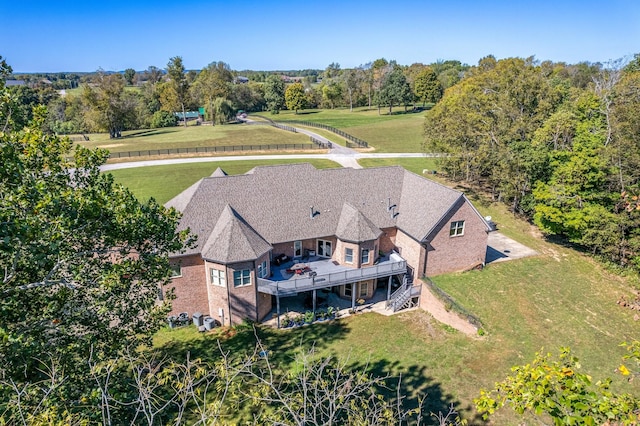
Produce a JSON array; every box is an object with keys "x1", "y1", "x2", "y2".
[
  {"x1": 75, "y1": 124, "x2": 311, "y2": 154},
  {"x1": 108, "y1": 159, "x2": 341, "y2": 204},
  {"x1": 256, "y1": 107, "x2": 427, "y2": 152}
]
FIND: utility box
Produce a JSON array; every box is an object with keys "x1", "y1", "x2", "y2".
[
  {"x1": 203, "y1": 316, "x2": 216, "y2": 330},
  {"x1": 192, "y1": 312, "x2": 204, "y2": 327}
]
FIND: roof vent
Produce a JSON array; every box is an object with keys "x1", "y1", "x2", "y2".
[
  {"x1": 387, "y1": 197, "x2": 397, "y2": 211},
  {"x1": 310, "y1": 206, "x2": 320, "y2": 219}
]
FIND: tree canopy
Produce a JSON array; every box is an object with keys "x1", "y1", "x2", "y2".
[
  {"x1": 0, "y1": 93, "x2": 190, "y2": 417},
  {"x1": 263, "y1": 74, "x2": 285, "y2": 114},
  {"x1": 285, "y1": 82, "x2": 306, "y2": 113}
]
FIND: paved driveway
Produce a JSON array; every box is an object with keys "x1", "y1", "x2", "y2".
[{"x1": 486, "y1": 232, "x2": 538, "y2": 264}]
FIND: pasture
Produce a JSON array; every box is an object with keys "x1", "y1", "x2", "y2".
[
  {"x1": 76, "y1": 123, "x2": 311, "y2": 154},
  {"x1": 259, "y1": 107, "x2": 427, "y2": 152}
]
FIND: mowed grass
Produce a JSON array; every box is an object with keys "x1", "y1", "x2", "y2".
[
  {"x1": 76, "y1": 123, "x2": 310, "y2": 153},
  {"x1": 108, "y1": 159, "x2": 341, "y2": 204},
  {"x1": 258, "y1": 107, "x2": 428, "y2": 152}
]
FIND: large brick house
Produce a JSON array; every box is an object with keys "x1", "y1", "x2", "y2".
[{"x1": 166, "y1": 164, "x2": 490, "y2": 326}]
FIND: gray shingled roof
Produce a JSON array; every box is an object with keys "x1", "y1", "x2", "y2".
[
  {"x1": 335, "y1": 202, "x2": 382, "y2": 243},
  {"x1": 167, "y1": 163, "x2": 469, "y2": 258},
  {"x1": 201, "y1": 204, "x2": 272, "y2": 263},
  {"x1": 210, "y1": 167, "x2": 228, "y2": 177}
]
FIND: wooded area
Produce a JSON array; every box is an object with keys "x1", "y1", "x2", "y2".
[{"x1": 424, "y1": 54, "x2": 640, "y2": 275}]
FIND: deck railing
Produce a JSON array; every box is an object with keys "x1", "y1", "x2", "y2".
[{"x1": 258, "y1": 256, "x2": 406, "y2": 296}]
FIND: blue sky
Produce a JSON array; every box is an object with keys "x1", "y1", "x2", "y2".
[{"x1": 2, "y1": 0, "x2": 639, "y2": 72}]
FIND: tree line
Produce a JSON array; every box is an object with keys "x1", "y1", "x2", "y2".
[
  {"x1": 7, "y1": 56, "x2": 467, "y2": 138},
  {"x1": 424, "y1": 54, "x2": 640, "y2": 274}
]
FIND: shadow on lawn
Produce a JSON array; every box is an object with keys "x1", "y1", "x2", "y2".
[
  {"x1": 346, "y1": 358, "x2": 482, "y2": 425},
  {"x1": 157, "y1": 319, "x2": 351, "y2": 365}
]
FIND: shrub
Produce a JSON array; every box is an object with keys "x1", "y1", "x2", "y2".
[{"x1": 150, "y1": 110, "x2": 177, "y2": 128}]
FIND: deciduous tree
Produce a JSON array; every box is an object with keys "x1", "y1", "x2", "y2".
[
  {"x1": 123, "y1": 67, "x2": 136, "y2": 86},
  {"x1": 264, "y1": 74, "x2": 285, "y2": 114},
  {"x1": 82, "y1": 70, "x2": 136, "y2": 138},
  {"x1": 163, "y1": 56, "x2": 191, "y2": 126},
  {"x1": 476, "y1": 346, "x2": 640, "y2": 425},
  {"x1": 285, "y1": 82, "x2": 306, "y2": 113},
  {"x1": 192, "y1": 61, "x2": 233, "y2": 124},
  {"x1": 0, "y1": 101, "x2": 190, "y2": 413},
  {"x1": 414, "y1": 67, "x2": 443, "y2": 105}
]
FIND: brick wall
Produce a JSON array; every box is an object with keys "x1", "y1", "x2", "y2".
[
  {"x1": 379, "y1": 227, "x2": 397, "y2": 254},
  {"x1": 425, "y1": 199, "x2": 488, "y2": 276},
  {"x1": 205, "y1": 260, "x2": 230, "y2": 326},
  {"x1": 227, "y1": 260, "x2": 258, "y2": 325},
  {"x1": 395, "y1": 230, "x2": 426, "y2": 279},
  {"x1": 168, "y1": 255, "x2": 209, "y2": 317}
]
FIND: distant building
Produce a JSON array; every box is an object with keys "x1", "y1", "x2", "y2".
[
  {"x1": 235, "y1": 76, "x2": 249, "y2": 84},
  {"x1": 4, "y1": 80, "x2": 25, "y2": 87}
]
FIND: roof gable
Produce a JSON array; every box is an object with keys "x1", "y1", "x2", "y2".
[
  {"x1": 210, "y1": 167, "x2": 228, "y2": 177},
  {"x1": 202, "y1": 204, "x2": 272, "y2": 264},
  {"x1": 335, "y1": 202, "x2": 382, "y2": 243}
]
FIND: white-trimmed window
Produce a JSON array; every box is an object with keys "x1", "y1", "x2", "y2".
[
  {"x1": 233, "y1": 269, "x2": 251, "y2": 287},
  {"x1": 210, "y1": 268, "x2": 226, "y2": 286},
  {"x1": 449, "y1": 220, "x2": 465, "y2": 237},
  {"x1": 345, "y1": 248, "x2": 354, "y2": 264},
  {"x1": 170, "y1": 264, "x2": 182, "y2": 278},
  {"x1": 257, "y1": 260, "x2": 268, "y2": 278},
  {"x1": 294, "y1": 240, "x2": 302, "y2": 257},
  {"x1": 361, "y1": 249, "x2": 370, "y2": 264}
]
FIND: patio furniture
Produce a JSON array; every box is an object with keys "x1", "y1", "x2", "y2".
[{"x1": 273, "y1": 253, "x2": 290, "y2": 266}]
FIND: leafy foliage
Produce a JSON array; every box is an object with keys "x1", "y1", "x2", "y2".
[
  {"x1": 285, "y1": 82, "x2": 306, "y2": 113},
  {"x1": 0, "y1": 104, "x2": 190, "y2": 417},
  {"x1": 264, "y1": 74, "x2": 285, "y2": 114},
  {"x1": 475, "y1": 347, "x2": 640, "y2": 425}
]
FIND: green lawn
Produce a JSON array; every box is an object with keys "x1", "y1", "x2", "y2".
[
  {"x1": 255, "y1": 107, "x2": 428, "y2": 152},
  {"x1": 75, "y1": 124, "x2": 311, "y2": 153},
  {"x1": 108, "y1": 159, "x2": 341, "y2": 204},
  {"x1": 358, "y1": 157, "x2": 441, "y2": 175}
]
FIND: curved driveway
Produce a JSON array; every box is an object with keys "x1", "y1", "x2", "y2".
[{"x1": 100, "y1": 151, "x2": 435, "y2": 171}]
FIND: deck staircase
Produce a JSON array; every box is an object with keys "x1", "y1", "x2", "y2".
[{"x1": 385, "y1": 276, "x2": 420, "y2": 312}]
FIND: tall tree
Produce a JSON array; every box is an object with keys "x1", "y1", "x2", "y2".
[
  {"x1": 342, "y1": 68, "x2": 364, "y2": 111},
  {"x1": 322, "y1": 81, "x2": 343, "y2": 109},
  {"x1": 285, "y1": 82, "x2": 306, "y2": 113},
  {"x1": 123, "y1": 68, "x2": 136, "y2": 86},
  {"x1": 414, "y1": 67, "x2": 443, "y2": 105},
  {"x1": 375, "y1": 67, "x2": 412, "y2": 114},
  {"x1": 192, "y1": 61, "x2": 233, "y2": 124},
  {"x1": 0, "y1": 104, "x2": 189, "y2": 413},
  {"x1": 164, "y1": 56, "x2": 190, "y2": 126},
  {"x1": 263, "y1": 74, "x2": 285, "y2": 114},
  {"x1": 82, "y1": 70, "x2": 136, "y2": 138}
]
